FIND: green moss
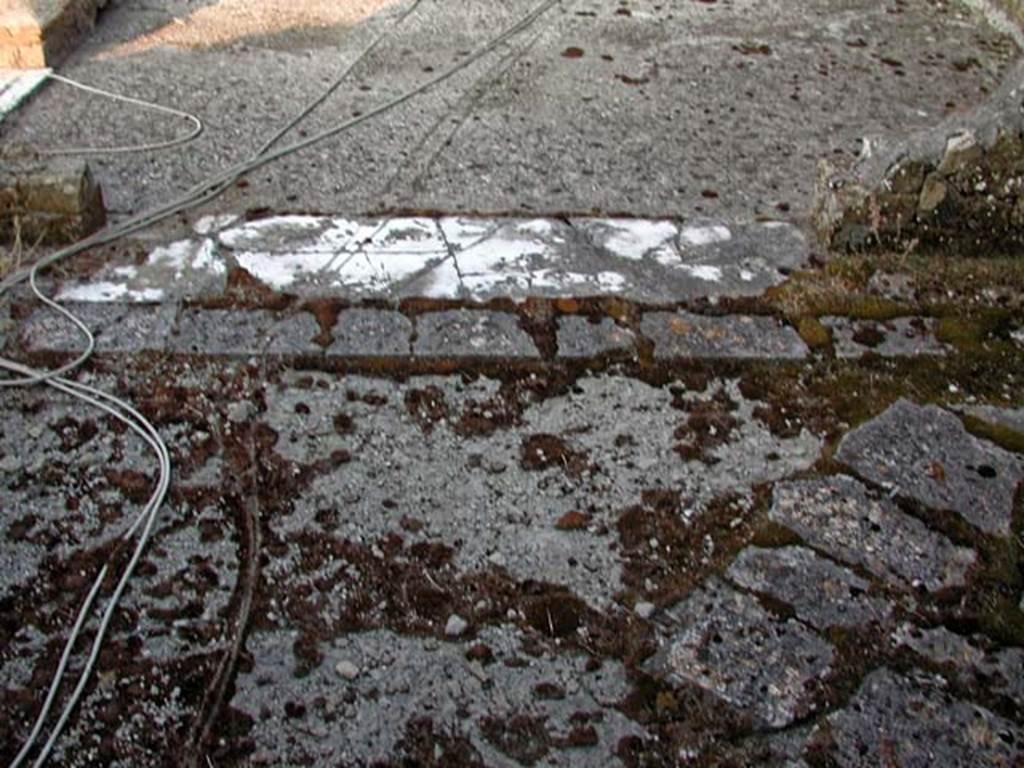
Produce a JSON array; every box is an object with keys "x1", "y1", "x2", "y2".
[
  {"x1": 961, "y1": 414, "x2": 1024, "y2": 454},
  {"x1": 750, "y1": 521, "x2": 803, "y2": 549},
  {"x1": 797, "y1": 316, "x2": 831, "y2": 349}
]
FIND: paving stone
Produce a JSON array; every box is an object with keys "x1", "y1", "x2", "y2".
[
  {"x1": 641, "y1": 312, "x2": 808, "y2": 360},
  {"x1": 647, "y1": 578, "x2": 834, "y2": 730},
  {"x1": 19, "y1": 301, "x2": 176, "y2": 353},
  {"x1": 822, "y1": 317, "x2": 949, "y2": 358},
  {"x1": 413, "y1": 310, "x2": 539, "y2": 358},
  {"x1": 836, "y1": 399, "x2": 1024, "y2": 536},
  {"x1": 328, "y1": 308, "x2": 412, "y2": 356},
  {"x1": 726, "y1": 546, "x2": 892, "y2": 630},
  {"x1": 826, "y1": 668, "x2": 1024, "y2": 767},
  {"x1": 169, "y1": 308, "x2": 275, "y2": 355},
  {"x1": 768, "y1": 476, "x2": 976, "y2": 593},
  {"x1": 264, "y1": 312, "x2": 322, "y2": 355},
  {"x1": 892, "y1": 623, "x2": 1024, "y2": 703},
  {"x1": 556, "y1": 316, "x2": 636, "y2": 359}
]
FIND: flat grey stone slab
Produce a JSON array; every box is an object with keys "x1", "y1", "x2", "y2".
[
  {"x1": 892, "y1": 624, "x2": 1024, "y2": 704},
  {"x1": 822, "y1": 316, "x2": 949, "y2": 359},
  {"x1": 648, "y1": 579, "x2": 834, "y2": 730},
  {"x1": 836, "y1": 399, "x2": 1024, "y2": 536},
  {"x1": 726, "y1": 546, "x2": 892, "y2": 630},
  {"x1": 328, "y1": 308, "x2": 412, "y2": 356},
  {"x1": 169, "y1": 308, "x2": 319, "y2": 355},
  {"x1": 556, "y1": 316, "x2": 636, "y2": 359},
  {"x1": 19, "y1": 301, "x2": 176, "y2": 353},
  {"x1": 826, "y1": 668, "x2": 1023, "y2": 767},
  {"x1": 51, "y1": 216, "x2": 809, "y2": 303},
  {"x1": 413, "y1": 310, "x2": 539, "y2": 359},
  {"x1": 768, "y1": 476, "x2": 976, "y2": 593},
  {"x1": 642, "y1": 312, "x2": 808, "y2": 360}
]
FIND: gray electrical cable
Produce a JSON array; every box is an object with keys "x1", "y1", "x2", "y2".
[
  {"x1": 0, "y1": 0, "x2": 560, "y2": 763},
  {"x1": 39, "y1": 72, "x2": 204, "y2": 156}
]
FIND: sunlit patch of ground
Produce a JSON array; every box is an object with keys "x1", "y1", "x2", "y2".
[{"x1": 100, "y1": 0, "x2": 401, "y2": 55}]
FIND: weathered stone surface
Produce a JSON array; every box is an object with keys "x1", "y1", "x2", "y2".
[
  {"x1": 0, "y1": 153, "x2": 105, "y2": 244},
  {"x1": 726, "y1": 546, "x2": 892, "y2": 630},
  {"x1": 822, "y1": 317, "x2": 948, "y2": 359},
  {"x1": 555, "y1": 316, "x2": 635, "y2": 359},
  {"x1": 328, "y1": 308, "x2": 412, "y2": 356},
  {"x1": 648, "y1": 579, "x2": 834, "y2": 730},
  {"x1": 893, "y1": 623, "x2": 1024, "y2": 703},
  {"x1": 19, "y1": 301, "x2": 175, "y2": 352},
  {"x1": 641, "y1": 312, "x2": 808, "y2": 360},
  {"x1": 413, "y1": 310, "x2": 539, "y2": 359},
  {"x1": 836, "y1": 399, "x2": 1023, "y2": 536},
  {"x1": 264, "y1": 312, "x2": 321, "y2": 355},
  {"x1": 768, "y1": 476, "x2": 976, "y2": 592},
  {"x1": 169, "y1": 308, "x2": 282, "y2": 355},
  {"x1": 826, "y1": 668, "x2": 1024, "y2": 767}
]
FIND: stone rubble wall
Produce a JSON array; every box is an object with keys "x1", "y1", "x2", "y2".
[
  {"x1": 814, "y1": 59, "x2": 1024, "y2": 256},
  {"x1": 0, "y1": 0, "x2": 108, "y2": 69}
]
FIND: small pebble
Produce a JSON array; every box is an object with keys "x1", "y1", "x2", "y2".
[
  {"x1": 335, "y1": 660, "x2": 360, "y2": 681},
  {"x1": 445, "y1": 614, "x2": 469, "y2": 637},
  {"x1": 635, "y1": 601, "x2": 656, "y2": 620}
]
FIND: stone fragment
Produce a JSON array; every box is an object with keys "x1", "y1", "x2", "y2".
[
  {"x1": 821, "y1": 317, "x2": 948, "y2": 359},
  {"x1": 414, "y1": 310, "x2": 539, "y2": 358},
  {"x1": 328, "y1": 309, "x2": 412, "y2": 356},
  {"x1": 641, "y1": 312, "x2": 808, "y2": 360},
  {"x1": 826, "y1": 668, "x2": 1023, "y2": 767},
  {"x1": 768, "y1": 476, "x2": 976, "y2": 592},
  {"x1": 893, "y1": 624, "x2": 1024, "y2": 703},
  {"x1": 917, "y1": 174, "x2": 947, "y2": 213},
  {"x1": 19, "y1": 301, "x2": 176, "y2": 353},
  {"x1": 647, "y1": 579, "x2": 834, "y2": 730},
  {"x1": 445, "y1": 614, "x2": 469, "y2": 638},
  {"x1": 937, "y1": 131, "x2": 982, "y2": 175},
  {"x1": 556, "y1": 316, "x2": 635, "y2": 359},
  {"x1": 726, "y1": 546, "x2": 892, "y2": 630},
  {"x1": 960, "y1": 405, "x2": 1024, "y2": 436},
  {"x1": 836, "y1": 399, "x2": 1023, "y2": 536}
]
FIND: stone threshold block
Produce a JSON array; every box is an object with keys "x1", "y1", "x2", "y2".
[
  {"x1": 1, "y1": 0, "x2": 108, "y2": 69},
  {"x1": 0, "y1": 150, "x2": 106, "y2": 244}
]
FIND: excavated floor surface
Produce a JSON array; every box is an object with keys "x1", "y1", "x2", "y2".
[{"x1": 1, "y1": 0, "x2": 1024, "y2": 766}]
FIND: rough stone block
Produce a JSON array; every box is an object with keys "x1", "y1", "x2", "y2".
[
  {"x1": 19, "y1": 301, "x2": 175, "y2": 352},
  {"x1": 264, "y1": 312, "x2": 322, "y2": 355},
  {"x1": 826, "y1": 669, "x2": 1023, "y2": 767},
  {"x1": 328, "y1": 308, "x2": 412, "y2": 356},
  {"x1": 821, "y1": 317, "x2": 948, "y2": 359},
  {"x1": 555, "y1": 315, "x2": 635, "y2": 359},
  {"x1": 647, "y1": 578, "x2": 834, "y2": 730},
  {"x1": 642, "y1": 311, "x2": 808, "y2": 360},
  {"x1": 0, "y1": 153, "x2": 105, "y2": 244},
  {"x1": 769, "y1": 476, "x2": 976, "y2": 592},
  {"x1": 170, "y1": 308, "x2": 264, "y2": 355},
  {"x1": 726, "y1": 546, "x2": 892, "y2": 630},
  {"x1": 892, "y1": 623, "x2": 1024, "y2": 704},
  {"x1": 413, "y1": 310, "x2": 539, "y2": 358},
  {"x1": 836, "y1": 399, "x2": 1023, "y2": 536}
]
